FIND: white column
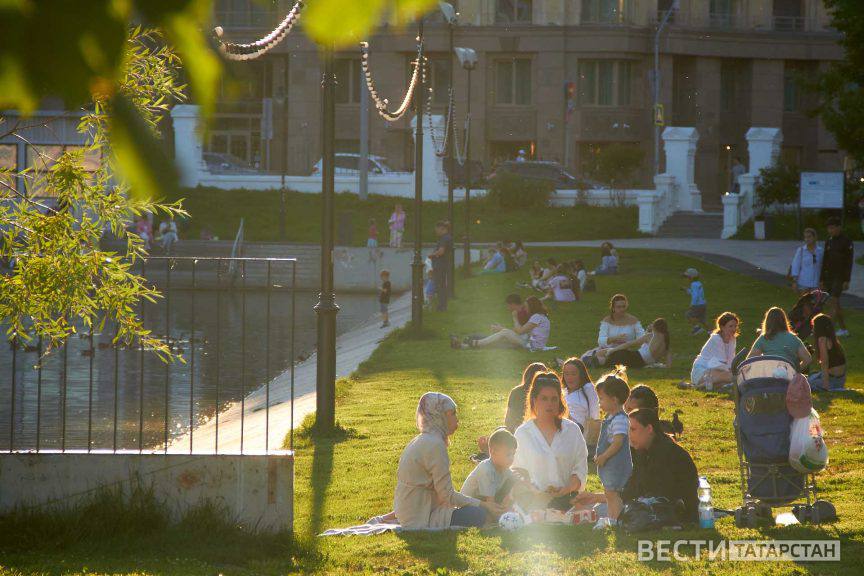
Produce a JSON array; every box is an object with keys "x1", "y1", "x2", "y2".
[
  {"x1": 170, "y1": 105, "x2": 205, "y2": 187},
  {"x1": 721, "y1": 193, "x2": 740, "y2": 239},
  {"x1": 636, "y1": 190, "x2": 661, "y2": 234},
  {"x1": 662, "y1": 127, "x2": 701, "y2": 212},
  {"x1": 410, "y1": 114, "x2": 448, "y2": 201},
  {"x1": 745, "y1": 127, "x2": 783, "y2": 175}
]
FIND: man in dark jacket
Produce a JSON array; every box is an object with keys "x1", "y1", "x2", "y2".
[{"x1": 820, "y1": 216, "x2": 854, "y2": 336}]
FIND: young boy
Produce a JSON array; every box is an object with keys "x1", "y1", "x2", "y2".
[
  {"x1": 682, "y1": 267, "x2": 707, "y2": 335},
  {"x1": 367, "y1": 218, "x2": 378, "y2": 249},
  {"x1": 595, "y1": 369, "x2": 633, "y2": 526},
  {"x1": 461, "y1": 428, "x2": 518, "y2": 513},
  {"x1": 378, "y1": 269, "x2": 391, "y2": 328}
]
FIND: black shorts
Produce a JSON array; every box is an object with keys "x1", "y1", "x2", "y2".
[
  {"x1": 686, "y1": 305, "x2": 707, "y2": 322},
  {"x1": 825, "y1": 279, "x2": 845, "y2": 298},
  {"x1": 605, "y1": 349, "x2": 646, "y2": 369}
]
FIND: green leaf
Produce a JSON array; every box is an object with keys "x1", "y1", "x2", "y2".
[
  {"x1": 109, "y1": 93, "x2": 179, "y2": 200},
  {"x1": 304, "y1": 0, "x2": 388, "y2": 48}
]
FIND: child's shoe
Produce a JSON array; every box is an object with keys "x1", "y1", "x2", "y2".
[
  {"x1": 380, "y1": 321, "x2": 390, "y2": 329},
  {"x1": 691, "y1": 325, "x2": 705, "y2": 335}
]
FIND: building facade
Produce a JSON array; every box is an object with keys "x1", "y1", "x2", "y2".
[{"x1": 209, "y1": 0, "x2": 844, "y2": 209}]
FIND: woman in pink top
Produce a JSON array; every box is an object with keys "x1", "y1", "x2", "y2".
[{"x1": 388, "y1": 204, "x2": 406, "y2": 248}]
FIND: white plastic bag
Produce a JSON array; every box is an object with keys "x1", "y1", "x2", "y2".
[{"x1": 789, "y1": 409, "x2": 829, "y2": 473}]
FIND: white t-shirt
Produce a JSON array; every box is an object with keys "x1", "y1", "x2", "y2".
[
  {"x1": 528, "y1": 313, "x2": 551, "y2": 350},
  {"x1": 512, "y1": 419, "x2": 588, "y2": 491},
  {"x1": 598, "y1": 320, "x2": 645, "y2": 348},
  {"x1": 576, "y1": 269, "x2": 588, "y2": 292},
  {"x1": 565, "y1": 383, "x2": 600, "y2": 429},
  {"x1": 548, "y1": 275, "x2": 576, "y2": 302},
  {"x1": 694, "y1": 333, "x2": 737, "y2": 370},
  {"x1": 460, "y1": 458, "x2": 513, "y2": 500}
]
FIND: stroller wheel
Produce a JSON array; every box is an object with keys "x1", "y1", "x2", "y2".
[{"x1": 811, "y1": 500, "x2": 837, "y2": 524}]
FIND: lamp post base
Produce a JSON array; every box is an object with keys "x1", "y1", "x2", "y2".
[
  {"x1": 411, "y1": 258, "x2": 424, "y2": 332},
  {"x1": 314, "y1": 293, "x2": 339, "y2": 431}
]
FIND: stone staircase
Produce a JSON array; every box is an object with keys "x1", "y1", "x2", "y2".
[{"x1": 656, "y1": 212, "x2": 724, "y2": 238}]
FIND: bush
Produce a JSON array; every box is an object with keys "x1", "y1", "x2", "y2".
[
  {"x1": 486, "y1": 172, "x2": 554, "y2": 209},
  {"x1": 755, "y1": 157, "x2": 800, "y2": 217}
]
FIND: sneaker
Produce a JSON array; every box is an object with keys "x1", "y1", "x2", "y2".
[
  {"x1": 380, "y1": 321, "x2": 390, "y2": 329},
  {"x1": 836, "y1": 329, "x2": 850, "y2": 337},
  {"x1": 691, "y1": 325, "x2": 705, "y2": 335},
  {"x1": 677, "y1": 380, "x2": 693, "y2": 390}
]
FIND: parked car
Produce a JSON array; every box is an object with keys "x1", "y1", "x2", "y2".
[
  {"x1": 203, "y1": 152, "x2": 258, "y2": 174},
  {"x1": 488, "y1": 160, "x2": 604, "y2": 190},
  {"x1": 311, "y1": 153, "x2": 397, "y2": 176}
]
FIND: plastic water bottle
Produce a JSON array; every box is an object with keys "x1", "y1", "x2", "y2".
[{"x1": 698, "y1": 476, "x2": 715, "y2": 529}]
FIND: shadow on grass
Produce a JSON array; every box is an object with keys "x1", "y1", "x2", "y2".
[
  {"x1": 397, "y1": 530, "x2": 468, "y2": 572},
  {"x1": 812, "y1": 389, "x2": 864, "y2": 410}
]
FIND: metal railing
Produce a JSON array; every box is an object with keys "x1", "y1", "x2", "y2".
[
  {"x1": 772, "y1": 16, "x2": 808, "y2": 32},
  {"x1": 1, "y1": 256, "x2": 297, "y2": 455}
]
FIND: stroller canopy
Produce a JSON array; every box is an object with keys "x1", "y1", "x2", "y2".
[{"x1": 736, "y1": 356, "x2": 796, "y2": 389}]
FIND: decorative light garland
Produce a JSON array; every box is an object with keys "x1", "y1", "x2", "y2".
[
  {"x1": 360, "y1": 39, "x2": 424, "y2": 122},
  {"x1": 213, "y1": 0, "x2": 304, "y2": 61}
]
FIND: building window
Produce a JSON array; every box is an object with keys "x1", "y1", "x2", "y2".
[
  {"x1": 783, "y1": 65, "x2": 800, "y2": 112},
  {"x1": 773, "y1": 0, "x2": 805, "y2": 32},
  {"x1": 410, "y1": 56, "x2": 451, "y2": 106},
  {"x1": 578, "y1": 61, "x2": 631, "y2": 106},
  {"x1": 335, "y1": 58, "x2": 362, "y2": 104},
  {"x1": 495, "y1": 59, "x2": 532, "y2": 105},
  {"x1": 582, "y1": 0, "x2": 629, "y2": 24},
  {"x1": 25, "y1": 145, "x2": 99, "y2": 197},
  {"x1": 214, "y1": 0, "x2": 275, "y2": 28},
  {"x1": 709, "y1": 0, "x2": 736, "y2": 28},
  {"x1": 495, "y1": 0, "x2": 532, "y2": 24}
]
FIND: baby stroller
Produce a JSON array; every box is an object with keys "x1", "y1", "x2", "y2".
[
  {"x1": 788, "y1": 289, "x2": 830, "y2": 340},
  {"x1": 732, "y1": 356, "x2": 833, "y2": 527}
]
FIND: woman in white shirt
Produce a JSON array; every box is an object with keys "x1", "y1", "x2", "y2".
[
  {"x1": 597, "y1": 318, "x2": 672, "y2": 368},
  {"x1": 463, "y1": 296, "x2": 551, "y2": 351},
  {"x1": 790, "y1": 228, "x2": 823, "y2": 293},
  {"x1": 598, "y1": 294, "x2": 645, "y2": 348},
  {"x1": 543, "y1": 265, "x2": 577, "y2": 302},
  {"x1": 561, "y1": 357, "x2": 600, "y2": 433},
  {"x1": 513, "y1": 372, "x2": 588, "y2": 511},
  {"x1": 686, "y1": 312, "x2": 740, "y2": 390}
]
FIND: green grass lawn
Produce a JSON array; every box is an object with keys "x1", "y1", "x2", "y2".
[
  {"x1": 165, "y1": 187, "x2": 643, "y2": 245},
  {"x1": 2, "y1": 248, "x2": 862, "y2": 575},
  {"x1": 732, "y1": 212, "x2": 863, "y2": 241}
]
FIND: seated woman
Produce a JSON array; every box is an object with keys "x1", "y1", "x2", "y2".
[
  {"x1": 582, "y1": 295, "x2": 644, "y2": 364},
  {"x1": 686, "y1": 311, "x2": 740, "y2": 391},
  {"x1": 624, "y1": 383, "x2": 659, "y2": 413},
  {"x1": 808, "y1": 313, "x2": 846, "y2": 391},
  {"x1": 597, "y1": 318, "x2": 671, "y2": 368},
  {"x1": 543, "y1": 264, "x2": 577, "y2": 303},
  {"x1": 573, "y1": 408, "x2": 699, "y2": 525},
  {"x1": 561, "y1": 358, "x2": 599, "y2": 429},
  {"x1": 456, "y1": 296, "x2": 551, "y2": 351},
  {"x1": 387, "y1": 392, "x2": 504, "y2": 528},
  {"x1": 593, "y1": 242, "x2": 619, "y2": 275},
  {"x1": 748, "y1": 306, "x2": 811, "y2": 370},
  {"x1": 512, "y1": 371, "x2": 588, "y2": 511}
]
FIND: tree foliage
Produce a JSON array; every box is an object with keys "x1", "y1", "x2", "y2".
[
  {"x1": 583, "y1": 144, "x2": 645, "y2": 189},
  {"x1": 810, "y1": 0, "x2": 864, "y2": 169},
  {"x1": 0, "y1": 28, "x2": 186, "y2": 358},
  {"x1": 754, "y1": 157, "x2": 800, "y2": 216}
]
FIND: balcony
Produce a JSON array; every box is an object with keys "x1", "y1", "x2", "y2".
[{"x1": 772, "y1": 15, "x2": 809, "y2": 32}]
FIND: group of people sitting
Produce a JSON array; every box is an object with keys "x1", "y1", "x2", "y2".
[
  {"x1": 481, "y1": 241, "x2": 529, "y2": 274},
  {"x1": 371, "y1": 362, "x2": 699, "y2": 530},
  {"x1": 684, "y1": 305, "x2": 847, "y2": 393}
]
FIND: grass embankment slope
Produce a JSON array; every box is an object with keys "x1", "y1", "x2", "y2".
[
  {"x1": 2, "y1": 248, "x2": 862, "y2": 575},
  {"x1": 165, "y1": 187, "x2": 643, "y2": 245}
]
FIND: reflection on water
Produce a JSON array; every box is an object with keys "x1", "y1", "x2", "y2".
[{"x1": 0, "y1": 290, "x2": 379, "y2": 452}]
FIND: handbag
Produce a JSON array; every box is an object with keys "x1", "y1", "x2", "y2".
[{"x1": 618, "y1": 497, "x2": 686, "y2": 533}]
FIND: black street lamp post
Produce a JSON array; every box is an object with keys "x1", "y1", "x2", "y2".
[
  {"x1": 454, "y1": 47, "x2": 476, "y2": 278},
  {"x1": 315, "y1": 46, "x2": 339, "y2": 431},
  {"x1": 411, "y1": 20, "x2": 426, "y2": 333},
  {"x1": 440, "y1": 2, "x2": 457, "y2": 298}
]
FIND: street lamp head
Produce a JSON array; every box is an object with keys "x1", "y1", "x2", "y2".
[
  {"x1": 439, "y1": 1, "x2": 458, "y2": 24},
  {"x1": 454, "y1": 47, "x2": 477, "y2": 70}
]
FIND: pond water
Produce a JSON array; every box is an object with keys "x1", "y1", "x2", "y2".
[{"x1": 0, "y1": 290, "x2": 379, "y2": 452}]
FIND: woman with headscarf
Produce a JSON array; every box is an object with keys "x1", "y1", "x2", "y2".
[{"x1": 392, "y1": 392, "x2": 505, "y2": 528}]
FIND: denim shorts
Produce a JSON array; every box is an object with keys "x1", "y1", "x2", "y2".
[
  {"x1": 379, "y1": 302, "x2": 389, "y2": 314},
  {"x1": 598, "y1": 454, "x2": 632, "y2": 492}
]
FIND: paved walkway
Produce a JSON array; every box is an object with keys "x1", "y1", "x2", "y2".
[
  {"x1": 170, "y1": 292, "x2": 413, "y2": 454},
  {"x1": 174, "y1": 237, "x2": 861, "y2": 452},
  {"x1": 526, "y1": 238, "x2": 863, "y2": 300}
]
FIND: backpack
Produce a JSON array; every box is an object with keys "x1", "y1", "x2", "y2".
[{"x1": 618, "y1": 497, "x2": 686, "y2": 533}]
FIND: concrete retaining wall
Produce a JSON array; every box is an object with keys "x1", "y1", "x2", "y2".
[{"x1": 0, "y1": 450, "x2": 294, "y2": 532}]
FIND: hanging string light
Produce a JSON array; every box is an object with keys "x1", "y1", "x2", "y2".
[
  {"x1": 426, "y1": 81, "x2": 453, "y2": 157},
  {"x1": 213, "y1": 1, "x2": 304, "y2": 61},
  {"x1": 360, "y1": 39, "x2": 424, "y2": 122}
]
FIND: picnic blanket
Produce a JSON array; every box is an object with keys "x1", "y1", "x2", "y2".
[{"x1": 319, "y1": 524, "x2": 466, "y2": 537}]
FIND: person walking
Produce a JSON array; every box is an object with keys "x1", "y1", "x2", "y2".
[
  {"x1": 820, "y1": 216, "x2": 854, "y2": 336},
  {"x1": 790, "y1": 228, "x2": 823, "y2": 293},
  {"x1": 388, "y1": 203, "x2": 406, "y2": 248}
]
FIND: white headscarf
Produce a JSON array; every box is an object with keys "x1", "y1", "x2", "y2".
[{"x1": 416, "y1": 392, "x2": 457, "y2": 440}]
